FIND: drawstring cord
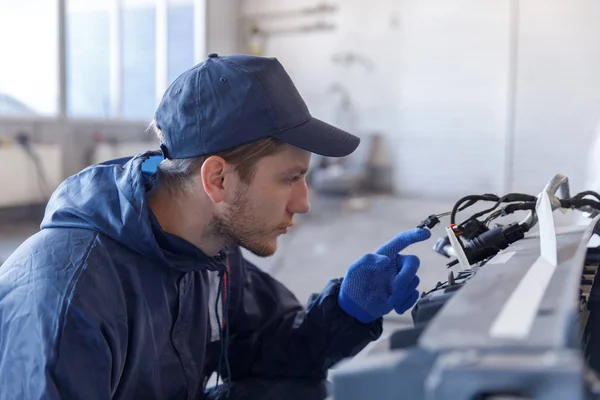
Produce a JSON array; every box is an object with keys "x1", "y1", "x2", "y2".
[{"x1": 214, "y1": 268, "x2": 232, "y2": 397}]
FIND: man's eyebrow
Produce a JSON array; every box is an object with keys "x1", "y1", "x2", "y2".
[
  {"x1": 280, "y1": 167, "x2": 308, "y2": 175},
  {"x1": 293, "y1": 167, "x2": 308, "y2": 175}
]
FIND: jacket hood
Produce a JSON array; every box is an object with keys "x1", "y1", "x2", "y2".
[{"x1": 40, "y1": 151, "x2": 225, "y2": 272}]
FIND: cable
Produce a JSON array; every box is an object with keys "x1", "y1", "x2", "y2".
[
  {"x1": 423, "y1": 185, "x2": 600, "y2": 270},
  {"x1": 450, "y1": 194, "x2": 499, "y2": 225},
  {"x1": 454, "y1": 193, "x2": 537, "y2": 228},
  {"x1": 465, "y1": 193, "x2": 535, "y2": 222},
  {"x1": 449, "y1": 193, "x2": 535, "y2": 226},
  {"x1": 417, "y1": 211, "x2": 451, "y2": 229},
  {"x1": 483, "y1": 201, "x2": 537, "y2": 226},
  {"x1": 572, "y1": 191, "x2": 600, "y2": 202},
  {"x1": 15, "y1": 133, "x2": 51, "y2": 197}
]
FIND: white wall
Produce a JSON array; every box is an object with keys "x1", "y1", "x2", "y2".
[
  {"x1": 0, "y1": 0, "x2": 243, "y2": 209},
  {"x1": 0, "y1": 144, "x2": 62, "y2": 207},
  {"x1": 242, "y1": 0, "x2": 600, "y2": 198},
  {"x1": 511, "y1": 0, "x2": 600, "y2": 194},
  {"x1": 3, "y1": 0, "x2": 600, "y2": 208},
  {"x1": 92, "y1": 141, "x2": 157, "y2": 164},
  {"x1": 393, "y1": 0, "x2": 511, "y2": 197},
  {"x1": 0, "y1": 117, "x2": 154, "y2": 207},
  {"x1": 207, "y1": 0, "x2": 243, "y2": 55}
]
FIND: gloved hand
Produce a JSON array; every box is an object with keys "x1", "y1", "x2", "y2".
[{"x1": 338, "y1": 228, "x2": 431, "y2": 323}]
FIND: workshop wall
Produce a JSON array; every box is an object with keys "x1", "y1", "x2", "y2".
[
  {"x1": 241, "y1": 0, "x2": 600, "y2": 198},
  {"x1": 0, "y1": 0, "x2": 244, "y2": 211},
  {"x1": 2, "y1": 0, "x2": 600, "y2": 209},
  {"x1": 510, "y1": 0, "x2": 600, "y2": 194},
  {"x1": 206, "y1": 0, "x2": 243, "y2": 56}
]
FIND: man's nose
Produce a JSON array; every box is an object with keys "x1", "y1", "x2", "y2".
[{"x1": 288, "y1": 179, "x2": 310, "y2": 215}]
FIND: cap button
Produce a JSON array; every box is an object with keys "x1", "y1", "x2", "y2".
[{"x1": 208, "y1": 53, "x2": 218, "y2": 58}]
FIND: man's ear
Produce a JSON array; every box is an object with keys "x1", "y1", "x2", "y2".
[{"x1": 200, "y1": 156, "x2": 234, "y2": 204}]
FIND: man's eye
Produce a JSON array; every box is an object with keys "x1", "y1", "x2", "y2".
[{"x1": 288, "y1": 176, "x2": 301, "y2": 184}]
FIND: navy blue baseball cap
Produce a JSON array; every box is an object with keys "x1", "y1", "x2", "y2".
[{"x1": 154, "y1": 53, "x2": 360, "y2": 159}]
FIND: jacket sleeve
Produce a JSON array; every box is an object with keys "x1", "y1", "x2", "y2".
[
  {"x1": 225, "y1": 255, "x2": 383, "y2": 380},
  {"x1": 0, "y1": 243, "x2": 124, "y2": 399},
  {"x1": 49, "y1": 279, "x2": 125, "y2": 399}
]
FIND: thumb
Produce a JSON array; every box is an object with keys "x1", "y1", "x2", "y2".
[
  {"x1": 374, "y1": 228, "x2": 431, "y2": 258},
  {"x1": 391, "y1": 255, "x2": 420, "y2": 292}
]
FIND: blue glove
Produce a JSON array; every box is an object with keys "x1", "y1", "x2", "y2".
[{"x1": 338, "y1": 228, "x2": 431, "y2": 323}]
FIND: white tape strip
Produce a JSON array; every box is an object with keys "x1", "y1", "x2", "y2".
[
  {"x1": 489, "y1": 191, "x2": 558, "y2": 339},
  {"x1": 446, "y1": 226, "x2": 470, "y2": 270}
]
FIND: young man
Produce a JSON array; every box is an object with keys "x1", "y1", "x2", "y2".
[{"x1": 0, "y1": 54, "x2": 430, "y2": 400}]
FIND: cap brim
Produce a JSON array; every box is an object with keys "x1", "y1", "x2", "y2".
[{"x1": 274, "y1": 118, "x2": 360, "y2": 157}]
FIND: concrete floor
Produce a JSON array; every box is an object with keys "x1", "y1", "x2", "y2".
[
  {"x1": 241, "y1": 194, "x2": 455, "y2": 334},
  {"x1": 0, "y1": 193, "x2": 583, "y2": 355},
  {"x1": 0, "y1": 194, "x2": 461, "y2": 351}
]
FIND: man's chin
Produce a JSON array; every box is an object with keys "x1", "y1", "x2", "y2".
[{"x1": 242, "y1": 241, "x2": 278, "y2": 258}]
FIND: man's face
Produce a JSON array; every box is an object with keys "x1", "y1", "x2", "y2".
[{"x1": 209, "y1": 145, "x2": 311, "y2": 257}]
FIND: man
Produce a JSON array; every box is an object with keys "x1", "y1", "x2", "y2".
[{"x1": 0, "y1": 54, "x2": 430, "y2": 400}]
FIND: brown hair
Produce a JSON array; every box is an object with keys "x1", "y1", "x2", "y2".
[{"x1": 147, "y1": 121, "x2": 287, "y2": 195}]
